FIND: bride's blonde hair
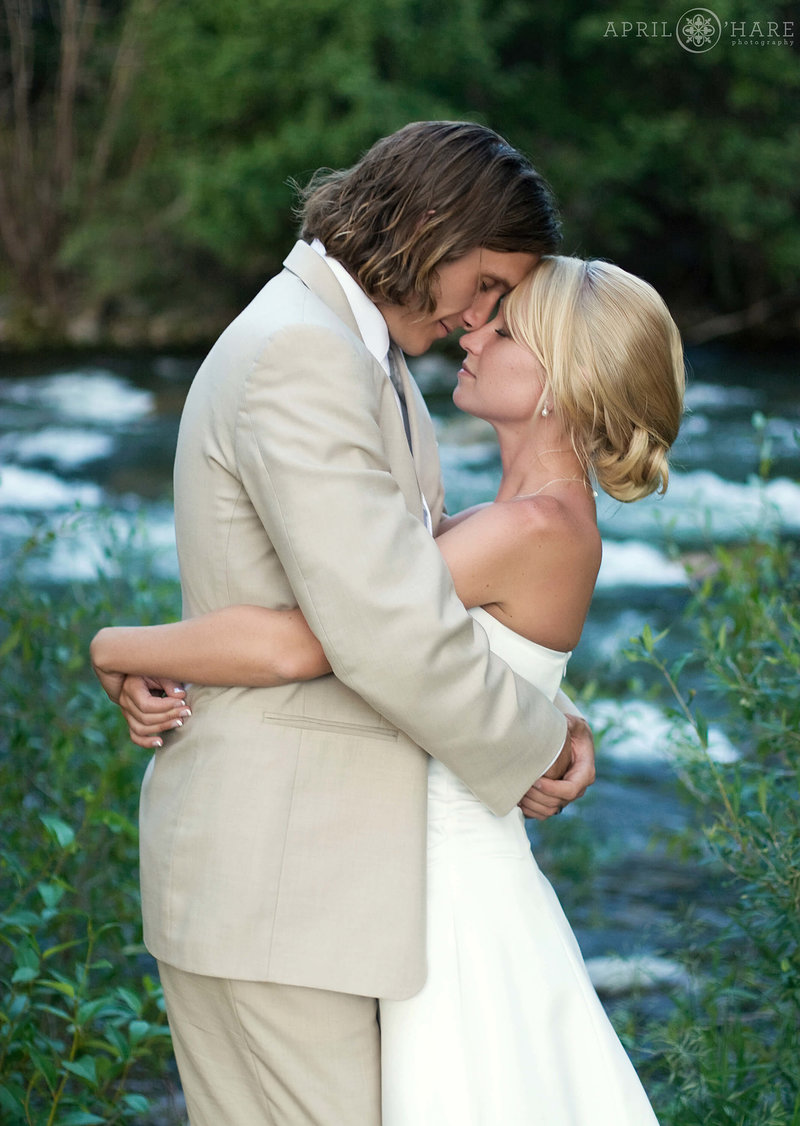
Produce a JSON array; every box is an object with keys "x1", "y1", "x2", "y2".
[{"x1": 503, "y1": 257, "x2": 685, "y2": 502}]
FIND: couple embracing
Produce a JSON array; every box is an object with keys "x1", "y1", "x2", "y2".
[{"x1": 93, "y1": 121, "x2": 684, "y2": 1124}]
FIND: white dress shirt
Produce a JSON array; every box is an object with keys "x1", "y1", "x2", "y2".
[{"x1": 309, "y1": 240, "x2": 432, "y2": 532}]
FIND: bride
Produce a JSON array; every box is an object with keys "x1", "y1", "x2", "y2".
[{"x1": 92, "y1": 255, "x2": 684, "y2": 1124}]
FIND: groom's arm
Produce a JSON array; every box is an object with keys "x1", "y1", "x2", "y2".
[{"x1": 236, "y1": 322, "x2": 571, "y2": 816}]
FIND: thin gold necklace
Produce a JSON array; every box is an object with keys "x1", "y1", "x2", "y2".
[{"x1": 514, "y1": 477, "x2": 598, "y2": 499}]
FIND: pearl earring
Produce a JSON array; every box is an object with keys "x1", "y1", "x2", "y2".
[{"x1": 541, "y1": 405, "x2": 550, "y2": 418}]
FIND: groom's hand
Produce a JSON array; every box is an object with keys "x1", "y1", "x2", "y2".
[{"x1": 518, "y1": 715, "x2": 596, "y2": 820}]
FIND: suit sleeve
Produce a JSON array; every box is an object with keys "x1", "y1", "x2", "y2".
[{"x1": 235, "y1": 324, "x2": 567, "y2": 815}]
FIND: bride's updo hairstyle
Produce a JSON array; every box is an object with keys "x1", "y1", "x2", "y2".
[{"x1": 503, "y1": 257, "x2": 685, "y2": 502}]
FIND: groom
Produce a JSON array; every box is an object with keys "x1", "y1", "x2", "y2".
[{"x1": 126, "y1": 122, "x2": 595, "y2": 1124}]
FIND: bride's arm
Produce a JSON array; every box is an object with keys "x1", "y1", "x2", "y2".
[
  {"x1": 91, "y1": 605, "x2": 332, "y2": 749},
  {"x1": 91, "y1": 605, "x2": 330, "y2": 696},
  {"x1": 101, "y1": 501, "x2": 592, "y2": 768},
  {"x1": 92, "y1": 502, "x2": 493, "y2": 707},
  {"x1": 92, "y1": 502, "x2": 490, "y2": 709}
]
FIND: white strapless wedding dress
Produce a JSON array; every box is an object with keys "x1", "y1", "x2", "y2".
[{"x1": 380, "y1": 607, "x2": 659, "y2": 1125}]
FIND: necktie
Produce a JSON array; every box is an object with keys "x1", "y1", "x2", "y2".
[
  {"x1": 388, "y1": 352, "x2": 432, "y2": 532},
  {"x1": 388, "y1": 351, "x2": 413, "y2": 449}
]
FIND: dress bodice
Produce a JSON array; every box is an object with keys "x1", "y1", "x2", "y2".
[{"x1": 469, "y1": 606, "x2": 570, "y2": 702}]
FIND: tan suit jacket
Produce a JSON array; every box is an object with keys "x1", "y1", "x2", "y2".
[{"x1": 139, "y1": 241, "x2": 567, "y2": 1000}]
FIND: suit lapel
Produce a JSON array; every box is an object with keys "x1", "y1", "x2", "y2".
[
  {"x1": 283, "y1": 241, "x2": 442, "y2": 523},
  {"x1": 282, "y1": 242, "x2": 360, "y2": 337}
]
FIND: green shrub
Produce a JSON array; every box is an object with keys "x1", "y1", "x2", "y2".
[
  {"x1": 0, "y1": 515, "x2": 182, "y2": 1124},
  {"x1": 627, "y1": 512, "x2": 800, "y2": 1123}
]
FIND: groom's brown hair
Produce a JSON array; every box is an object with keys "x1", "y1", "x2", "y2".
[{"x1": 298, "y1": 121, "x2": 560, "y2": 315}]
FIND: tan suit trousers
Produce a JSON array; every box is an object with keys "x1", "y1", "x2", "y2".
[{"x1": 158, "y1": 962, "x2": 381, "y2": 1126}]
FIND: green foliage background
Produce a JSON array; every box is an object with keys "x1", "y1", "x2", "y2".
[
  {"x1": 1, "y1": 0, "x2": 798, "y2": 343},
  {"x1": 627, "y1": 522, "x2": 800, "y2": 1124},
  {"x1": 0, "y1": 520, "x2": 182, "y2": 1124}
]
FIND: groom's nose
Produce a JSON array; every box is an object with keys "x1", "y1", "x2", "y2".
[
  {"x1": 460, "y1": 321, "x2": 490, "y2": 355},
  {"x1": 460, "y1": 290, "x2": 498, "y2": 331}
]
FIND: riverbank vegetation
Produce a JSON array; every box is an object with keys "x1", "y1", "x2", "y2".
[
  {"x1": 2, "y1": 457, "x2": 798, "y2": 1122},
  {"x1": 1, "y1": 0, "x2": 798, "y2": 348},
  {"x1": 0, "y1": 518, "x2": 182, "y2": 1124},
  {"x1": 629, "y1": 523, "x2": 800, "y2": 1122}
]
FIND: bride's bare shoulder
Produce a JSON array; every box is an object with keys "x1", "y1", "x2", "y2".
[{"x1": 500, "y1": 492, "x2": 600, "y2": 552}]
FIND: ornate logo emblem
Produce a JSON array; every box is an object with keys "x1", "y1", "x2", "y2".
[{"x1": 678, "y1": 8, "x2": 723, "y2": 51}]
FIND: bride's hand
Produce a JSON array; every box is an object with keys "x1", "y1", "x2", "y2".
[
  {"x1": 93, "y1": 663, "x2": 126, "y2": 706},
  {"x1": 118, "y1": 675, "x2": 191, "y2": 749}
]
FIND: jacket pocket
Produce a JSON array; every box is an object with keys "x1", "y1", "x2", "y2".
[{"x1": 260, "y1": 711, "x2": 399, "y2": 741}]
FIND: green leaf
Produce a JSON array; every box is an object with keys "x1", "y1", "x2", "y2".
[
  {"x1": 0, "y1": 1084, "x2": 25, "y2": 1115},
  {"x1": 115, "y1": 986, "x2": 142, "y2": 1014},
  {"x1": 0, "y1": 908, "x2": 40, "y2": 929},
  {"x1": 76, "y1": 998, "x2": 111, "y2": 1025},
  {"x1": 57, "y1": 1113, "x2": 106, "y2": 1126},
  {"x1": 128, "y1": 1018, "x2": 150, "y2": 1044},
  {"x1": 0, "y1": 626, "x2": 21, "y2": 658},
  {"x1": 27, "y1": 1044, "x2": 59, "y2": 1088},
  {"x1": 62, "y1": 1054, "x2": 98, "y2": 1086},
  {"x1": 669, "y1": 652, "x2": 691, "y2": 681},
  {"x1": 757, "y1": 777, "x2": 768, "y2": 815},
  {"x1": 104, "y1": 1024, "x2": 129, "y2": 1060},
  {"x1": 40, "y1": 814, "x2": 76, "y2": 850},
  {"x1": 14, "y1": 941, "x2": 40, "y2": 969},
  {"x1": 11, "y1": 965, "x2": 39, "y2": 984},
  {"x1": 43, "y1": 937, "x2": 88, "y2": 960},
  {"x1": 32, "y1": 1000, "x2": 73, "y2": 1022},
  {"x1": 38, "y1": 881, "x2": 66, "y2": 910},
  {"x1": 695, "y1": 711, "x2": 709, "y2": 749},
  {"x1": 40, "y1": 977, "x2": 76, "y2": 998},
  {"x1": 86, "y1": 957, "x2": 113, "y2": 972},
  {"x1": 8, "y1": 992, "x2": 29, "y2": 1018},
  {"x1": 94, "y1": 809, "x2": 137, "y2": 836},
  {"x1": 122, "y1": 1092, "x2": 152, "y2": 1114}
]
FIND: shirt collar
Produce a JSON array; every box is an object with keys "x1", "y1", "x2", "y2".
[{"x1": 310, "y1": 239, "x2": 391, "y2": 375}]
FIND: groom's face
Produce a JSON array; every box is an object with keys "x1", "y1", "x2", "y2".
[{"x1": 378, "y1": 249, "x2": 537, "y2": 356}]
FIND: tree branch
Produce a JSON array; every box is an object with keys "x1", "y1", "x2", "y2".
[
  {"x1": 3, "y1": 0, "x2": 35, "y2": 190},
  {"x1": 684, "y1": 293, "x2": 800, "y2": 345},
  {"x1": 86, "y1": 0, "x2": 154, "y2": 206}
]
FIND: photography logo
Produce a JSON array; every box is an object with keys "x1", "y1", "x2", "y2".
[
  {"x1": 600, "y1": 8, "x2": 795, "y2": 50},
  {"x1": 678, "y1": 8, "x2": 722, "y2": 51}
]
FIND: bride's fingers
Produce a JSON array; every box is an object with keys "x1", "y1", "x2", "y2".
[
  {"x1": 122, "y1": 708, "x2": 186, "y2": 734},
  {"x1": 119, "y1": 676, "x2": 184, "y2": 714},
  {"x1": 119, "y1": 684, "x2": 190, "y2": 725},
  {"x1": 128, "y1": 728, "x2": 165, "y2": 750},
  {"x1": 120, "y1": 698, "x2": 190, "y2": 728},
  {"x1": 120, "y1": 706, "x2": 191, "y2": 750}
]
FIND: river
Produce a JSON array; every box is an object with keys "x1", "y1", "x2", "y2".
[{"x1": 1, "y1": 341, "x2": 798, "y2": 1002}]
